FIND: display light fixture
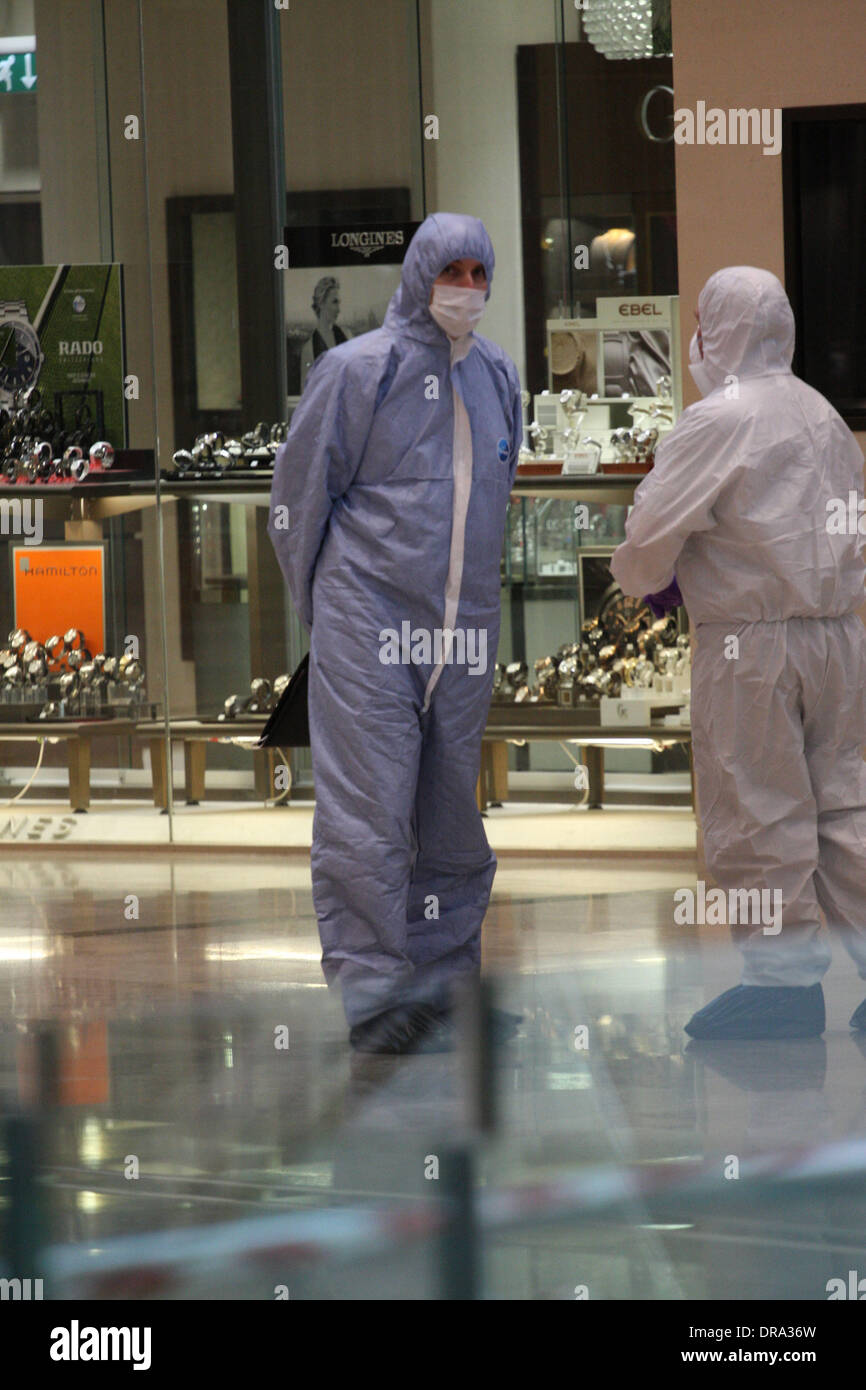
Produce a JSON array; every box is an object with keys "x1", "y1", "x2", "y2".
[{"x1": 582, "y1": 0, "x2": 672, "y2": 61}]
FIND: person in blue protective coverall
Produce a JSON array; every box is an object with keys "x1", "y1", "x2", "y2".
[
  {"x1": 611, "y1": 266, "x2": 866, "y2": 1040},
  {"x1": 268, "y1": 213, "x2": 523, "y2": 1053}
]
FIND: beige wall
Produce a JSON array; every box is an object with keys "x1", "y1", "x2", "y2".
[
  {"x1": 35, "y1": 0, "x2": 103, "y2": 263},
  {"x1": 424, "y1": 0, "x2": 558, "y2": 379},
  {"x1": 671, "y1": 0, "x2": 866, "y2": 459},
  {"x1": 281, "y1": 0, "x2": 415, "y2": 195},
  {"x1": 0, "y1": 0, "x2": 38, "y2": 193},
  {"x1": 119, "y1": 0, "x2": 234, "y2": 454}
]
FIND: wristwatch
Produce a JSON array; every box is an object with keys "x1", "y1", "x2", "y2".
[{"x1": 0, "y1": 300, "x2": 45, "y2": 408}]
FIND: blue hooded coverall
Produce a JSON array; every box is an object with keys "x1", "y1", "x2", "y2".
[{"x1": 268, "y1": 213, "x2": 523, "y2": 1026}]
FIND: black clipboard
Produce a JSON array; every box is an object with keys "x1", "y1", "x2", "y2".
[{"x1": 257, "y1": 653, "x2": 310, "y2": 748}]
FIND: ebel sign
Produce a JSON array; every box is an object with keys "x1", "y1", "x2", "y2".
[
  {"x1": 285, "y1": 221, "x2": 420, "y2": 269},
  {"x1": 551, "y1": 296, "x2": 674, "y2": 332},
  {"x1": 595, "y1": 297, "x2": 672, "y2": 328},
  {"x1": 618, "y1": 303, "x2": 664, "y2": 317},
  {"x1": 617, "y1": 303, "x2": 664, "y2": 316}
]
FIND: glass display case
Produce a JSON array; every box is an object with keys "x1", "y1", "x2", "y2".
[
  {"x1": 497, "y1": 474, "x2": 690, "y2": 785},
  {"x1": 501, "y1": 476, "x2": 645, "y2": 660}
]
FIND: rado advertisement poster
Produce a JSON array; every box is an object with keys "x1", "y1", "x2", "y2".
[
  {"x1": 0, "y1": 263, "x2": 126, "y2": 443},
  {"x1": 283, "y1": 222, "x2": 418, "y2": 402}
]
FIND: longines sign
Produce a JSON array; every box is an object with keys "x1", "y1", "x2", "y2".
[
  {"x1": 284, "y1": 222, "x2": 419, "y2": 267},
  {"x1": 329, "y1": 229, "x2": 406, "y2": 258}
]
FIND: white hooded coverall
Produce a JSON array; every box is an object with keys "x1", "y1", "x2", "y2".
[{"x1": 611, "y1": 267, "x2": 866, "y2": 986}]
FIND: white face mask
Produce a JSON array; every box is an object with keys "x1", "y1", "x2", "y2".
[
  {"x1": 428, "y1": 284, "x2": 486, "y2": 340},
  {"x1": 688, "y1": 328, "x2": 715, "y2": 397}
]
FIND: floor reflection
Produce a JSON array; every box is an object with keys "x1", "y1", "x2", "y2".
[{"x1": 1, "y1": 852, "x2": 865, "y2": 1298}]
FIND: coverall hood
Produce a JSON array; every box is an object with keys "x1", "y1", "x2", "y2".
[
  {"x1": 693, "y1": 266, "x2": 795, "y2": 396},
  {"x1": 384, "y1": 212, "x2": 495, "y2": 345}
]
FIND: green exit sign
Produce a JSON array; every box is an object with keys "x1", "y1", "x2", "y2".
[{"x1": 0, "y1": 37, "x2": 37, "y2": 94}]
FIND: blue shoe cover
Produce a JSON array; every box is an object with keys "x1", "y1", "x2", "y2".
[
  {"x1": 432, "y1": 997, "x2": 523, "y2": 1043},
  {"x1": 850, "y1": 998, "x2": 866, "y2": 1030},
  {"x1": 349, "y1": 1002, "x2": 454, "y2": 1055},
  {"x1": 684, "y1": 983, "x2": 825, "y2": 1040}
]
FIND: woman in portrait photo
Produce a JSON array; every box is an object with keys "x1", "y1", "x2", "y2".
[{"x1": 298, "y1": 275, "x2": 351, "y2": 391}]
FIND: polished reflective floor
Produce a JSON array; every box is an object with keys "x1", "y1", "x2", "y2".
[{"x1": 1, "y1": 843, "x2": 865, "y2": 1299}]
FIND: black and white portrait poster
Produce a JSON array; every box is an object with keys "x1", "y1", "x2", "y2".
[{"x1": 283, "y1": 222, "x2": 419, "y2": 405}]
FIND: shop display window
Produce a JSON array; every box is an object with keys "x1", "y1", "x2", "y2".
[{"x1": 0, "y1": 0, "x2": 683, "y2": 844}]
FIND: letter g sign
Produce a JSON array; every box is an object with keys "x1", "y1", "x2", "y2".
[{"x1": 640, "y1": 85, "x2": 674, "y2": 143}]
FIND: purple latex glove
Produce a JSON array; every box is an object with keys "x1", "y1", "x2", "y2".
[{"x1": 643, "y1": 575, "x2": 683, "y2": 619}]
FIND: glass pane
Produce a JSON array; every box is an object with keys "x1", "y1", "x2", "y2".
[
  {"x1": 419, "y1": 1, "x2": 681, "y2": 801},
  {"x1": 138, "y1": 1, "x2": 288, "y2": 837},
  {"x1": 0, "y1": 0, "x2": 169, "y2": 844}
]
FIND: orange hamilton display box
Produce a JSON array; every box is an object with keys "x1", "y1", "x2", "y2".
[{"x1": 12, "y1": 544, "x2": 106, "y2": 654}]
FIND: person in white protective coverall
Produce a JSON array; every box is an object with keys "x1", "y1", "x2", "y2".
[
  {"x1": 611, "y1": 266, "x2": 866, "y2": 1040},
  {"x1": 268, "y1": 214, "x2": 523, "y2": 1055}
]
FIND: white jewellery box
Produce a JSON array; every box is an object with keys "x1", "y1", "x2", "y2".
[
  {"x1": 600, "y1": 694, "x2": 687, "y2": 727},
  {"x1": 562, "y1": 448, "x2": 600, "y2": 476}
]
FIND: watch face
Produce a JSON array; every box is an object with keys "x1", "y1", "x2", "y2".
[
  {"x1": 0, "y1": 320, "x2": 42, "y2": 399},
  {"x1": 599, "y1": 589, "x2": 651, "y2": 638}
]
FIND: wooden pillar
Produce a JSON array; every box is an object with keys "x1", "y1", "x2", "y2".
[
  {"x1": 586, "y1": 745, "x2": 605, "y2": 810},
  {"x1": 184, "y1": 741, "x2": 207, "y2": 804},
  {"x1": 67, "y1": 736, "x2": 92, "y2": 812},
  {"x1": 148, "y1": 737, "x2": 168, "y2": 810}
]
